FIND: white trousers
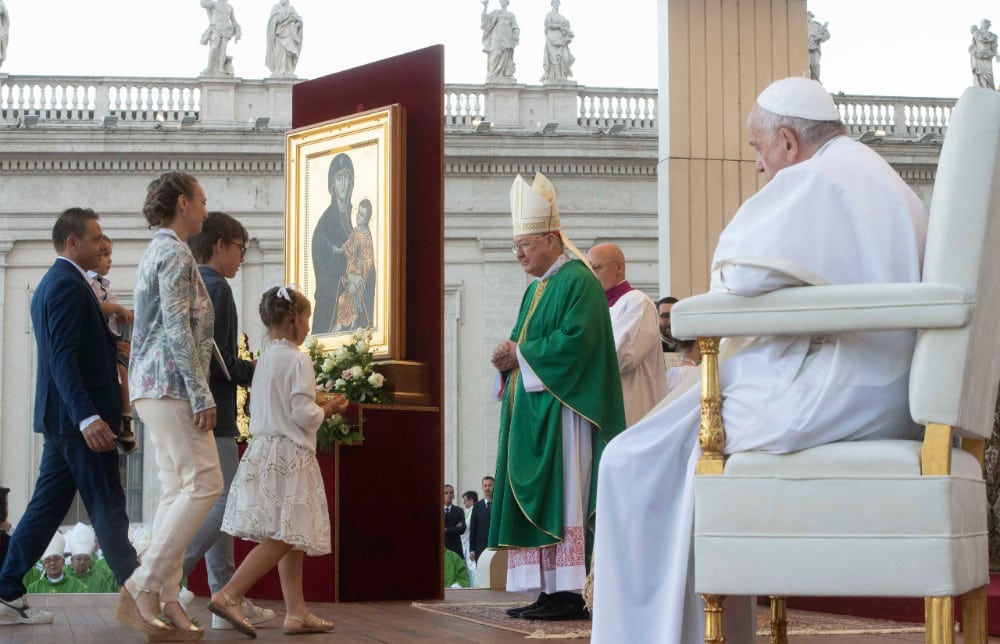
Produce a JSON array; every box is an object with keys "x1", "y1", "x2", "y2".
[{"x1": 130, "y1": 398, "x2": 223, "y2": 601}]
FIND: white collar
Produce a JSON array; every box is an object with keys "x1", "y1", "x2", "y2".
[{"x1": 56, "y1": 256, "x2": 89, "y2": 281}]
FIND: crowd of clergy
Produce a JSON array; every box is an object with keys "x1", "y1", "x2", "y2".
[{"x1": 21, "y1": 523, "x2": 118, "y2": 594}]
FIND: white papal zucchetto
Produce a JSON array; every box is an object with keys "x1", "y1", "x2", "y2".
[
  {"x1": 756, "y1": 76, "x2": 841, "y2": 122},
  {"x1": 510, "y1": 172, "x2": 560, "y2": 236}
]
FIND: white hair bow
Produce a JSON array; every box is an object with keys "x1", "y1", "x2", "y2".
[{"x1": 276, "y1": 283, "x2": 300, "y2": 302}]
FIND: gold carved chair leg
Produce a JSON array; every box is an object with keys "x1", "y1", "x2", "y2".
[
  {"x1": 697, "y1": 337, "x2": 725, "y2": 644},
  {"x1": 769, "y1": 596, "x2": 788, "y2": 644},
  {"x1": 925, "y1": 596, "x2": 955, "y2": 644},
  {"x1": 702, "y1": 593, "x2": 725, "y2": 644},
  {"x1": 961, "y1": 585, "x2": 988, "y2": 644}
]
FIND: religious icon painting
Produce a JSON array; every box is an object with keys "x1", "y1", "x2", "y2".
[{"x1": 285, "y1": 104, "x2": 406, "y2": 359}]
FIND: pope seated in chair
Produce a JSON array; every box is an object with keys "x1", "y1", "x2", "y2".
[{"x1": 590, "y1": 77, "x2": 929, "y2": 644}]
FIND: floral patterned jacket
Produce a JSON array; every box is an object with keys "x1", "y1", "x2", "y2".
[{"x1": 129, "y1": 229, "x2": 215, "y2": 412}]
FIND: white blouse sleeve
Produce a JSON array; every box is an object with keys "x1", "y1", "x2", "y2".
[{"x1": 287, "y1": 352, "x2": 325, "y2": 433}]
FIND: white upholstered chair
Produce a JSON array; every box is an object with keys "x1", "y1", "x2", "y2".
[
  {"x1": 473, "y1": 548, "x2": 508, "y2": 590},
  {"x1": 671, "y1": 86, "x2": 1000, "y2": 644}
]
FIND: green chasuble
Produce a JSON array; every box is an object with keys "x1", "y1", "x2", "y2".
[
  {"x1": 22, "y1": 564, "x2": 42, "y2": 588},
  {"x1": 443, "y1": 549, "x2": 471, "y2": 588},
  {"x1": 65, "y1": 563, "x2": 119, "y2": 593},
  {"x1": 488, "y1": 259, "x2": 626, "y2": 562},
  {"x1": 26, "y1": 575, "x2": 87, "y2": 594}
]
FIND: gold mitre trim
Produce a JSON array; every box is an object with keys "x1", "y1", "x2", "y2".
[{"x1": 510, "y1": 173, "x2": 560, "y2": 236}]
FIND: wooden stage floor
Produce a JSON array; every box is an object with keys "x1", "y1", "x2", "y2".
[{"x1": 1, "y1": 588, "x2": 999, "y2": 643}]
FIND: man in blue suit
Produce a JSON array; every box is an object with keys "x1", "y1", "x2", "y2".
[{"x1": 0, "y1": 208, "x2": 137, "y2": 625}]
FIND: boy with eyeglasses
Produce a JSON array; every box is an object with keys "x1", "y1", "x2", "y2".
[{"x1": 182, "y1": 212, "x2": 276, "y2": 629}]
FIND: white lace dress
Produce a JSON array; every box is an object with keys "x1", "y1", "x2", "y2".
[{"x1": 221, "y1": 338, "x2": 331, "y2": 556}]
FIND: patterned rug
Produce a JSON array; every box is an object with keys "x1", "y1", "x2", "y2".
[{"x1": 410, "y1": 601, "x2": 926, "y2": 639}]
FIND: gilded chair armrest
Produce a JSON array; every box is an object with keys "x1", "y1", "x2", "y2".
[{"x1": 672, "y1": 283, "x2": 971, "y2": 339}]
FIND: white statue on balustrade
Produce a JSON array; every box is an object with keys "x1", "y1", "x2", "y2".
[
  {"x1": 970, "y1": 19, "x2": 1000, "y2": 90},
  {"x1": 266, "y1": 0, "x2": 302, "y2": 78},
  {"x1": 0, "y1": 0, "x2": 9, "y2": 72},
  {"x1": 807, "y1": 11, "x2": 830, "y2": 83},
  {"x1": 481, "y1": 0, "x2": 519, "y2": 84},
  {"x1": 541, "y1": 0, "x2": 575, "y2": 83},
  {"x1": 200, "y1": 0, "x2": 241, "y2": 76}
]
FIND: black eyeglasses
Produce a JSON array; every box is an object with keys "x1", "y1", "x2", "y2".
[{"x1": 231, "y1": 241, "x2": 247, "y2": 258}]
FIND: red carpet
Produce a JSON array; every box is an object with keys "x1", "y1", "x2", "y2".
[{"x1": 779, "y1": 573, "x2": 1000, "y2": 635}]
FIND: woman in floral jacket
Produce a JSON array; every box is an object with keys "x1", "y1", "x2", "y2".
[{"x1": 117, "y1": 171, "x2": 222, "y2": 640}]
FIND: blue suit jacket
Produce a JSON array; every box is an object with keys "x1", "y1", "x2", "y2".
[{"x1": 31, "y1": 258, "x2": 121, "y2": 436}]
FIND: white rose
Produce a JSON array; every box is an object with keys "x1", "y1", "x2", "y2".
[
  {"x1": 305, "y1": 337, "x2": 319, "y2": 349},
  {"x1": 350, "y1": 365, "x2": 364, "y2": 378},
  {"x1": 334, "y1": 346, "x2": 349, "y2": 361},
  {"x1": 352, "y1": 329, "x2": 366, "y2": 342},
  {"x1": 322, "y1": 358, "x2": 336, "y2": 373},
  {"x1": 355, "y1": 340, "x2": 369, "y2": 353},
  {"x1": 334, "y1": 378, "x2": 347, "y2": 388},
  {"x1": 368, "y1": 372, "x2": 385, "y2": 388}
]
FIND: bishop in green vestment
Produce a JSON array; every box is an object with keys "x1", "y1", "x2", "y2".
[
  {"x1": 488, "y1": 173, "x2": 625, "y2": 620},
  {"x1": 27, "y1": 531, "x2": 86, "y2": 594},
  {"x1": 64, "y1": 522, "x2": 118, "y2": 592}
]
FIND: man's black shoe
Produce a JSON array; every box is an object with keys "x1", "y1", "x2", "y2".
[
  {"x1": 505, "y1": 592, "x2": 550, "y2": 618},
  {"x1": 520, "y1": 591, "x2": 589, "y2": 621}
]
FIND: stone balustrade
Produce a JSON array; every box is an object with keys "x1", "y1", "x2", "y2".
[
  {"x1": 0, "y1": 74, "x2": 959, "y2": 140},
  {"x1": 0, "y1": 75, "x2": 203, "y2": 123},
  {"x1": 0, "y1": 74, "x2": 296, "y2": 127},
  {"x1": 833, "y1": 94, "x2": 956, "y2": 139}
]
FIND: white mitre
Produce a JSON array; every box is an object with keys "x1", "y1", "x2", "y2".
[
  {"x1": 756, "y1": 76, "x2": 841, "y2": 121},
  {"x1": 42, "y1": 531, "x2": 65, "y2": 560},
  {"x1": 65, "y1": 522, "x2": 96, "y2": 556},
  {"x1": 510, "y1": 172, "x2": 560, "y2": 235},
  {"x1": 509, "y1": 172, "x2": 593, "y2": 271}
]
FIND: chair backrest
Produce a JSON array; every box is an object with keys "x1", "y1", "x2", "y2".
[{"x1": 910, "y1": 87, "x2": 1000, "y2": 439}]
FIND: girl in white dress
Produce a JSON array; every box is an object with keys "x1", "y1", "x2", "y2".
[{"x1": 209, "y1": 285, "x2": 347, "y2": 637}]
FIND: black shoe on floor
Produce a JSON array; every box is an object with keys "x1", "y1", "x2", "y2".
[
  {"x1": 520, "y1": 591, "x2": 589, "y2": 621},
  {"x1": 505, "y1": 592, "x2": 550, "y2": 618}
]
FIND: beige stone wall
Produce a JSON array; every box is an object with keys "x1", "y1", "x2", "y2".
[{"x1": 667, "y1": 0, "x2": 809, "y2": 297}]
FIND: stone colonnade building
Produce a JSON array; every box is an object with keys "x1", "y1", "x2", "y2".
[{"x1": 0, "y1": 72, "x2": 948, "y2": 521}]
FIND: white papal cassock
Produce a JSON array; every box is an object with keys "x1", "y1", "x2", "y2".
[
  {"x1": 609, "y1": 287, "x2": 669, "y2": 427},
  {"x1": 591, "y1": 135, "x2": 929, "y2": 643}
]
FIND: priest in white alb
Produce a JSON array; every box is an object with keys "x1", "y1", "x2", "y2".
[
  {"x1": 489, "y1": 173, "x2": 626, "y2": 621},
  {"x1": 586, "y1": 243, "x2": 667, "y2": 426},
  {"x1": 590, "y1": 77, "x2": 929, "y2": 643}
]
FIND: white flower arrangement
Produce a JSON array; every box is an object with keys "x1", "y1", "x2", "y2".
[{"x1": 306, "y1": 328, "x2": 392, "y2": 450}]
